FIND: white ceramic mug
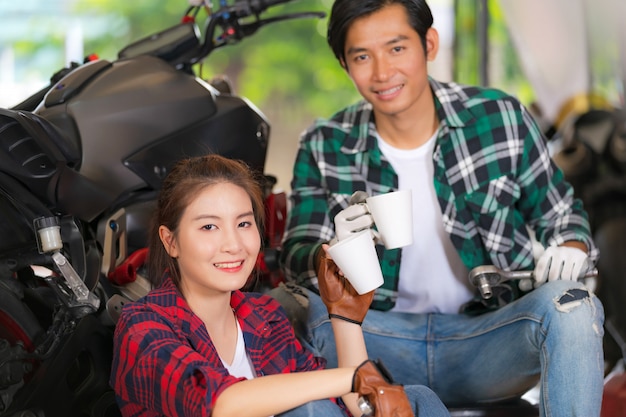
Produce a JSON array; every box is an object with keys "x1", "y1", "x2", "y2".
[
  {"x1": 365, "y1": 189, "x2": 413, "y2": 249},
  {"x1": 327, "y1": 230, "x2": 384, "y2": 294}
]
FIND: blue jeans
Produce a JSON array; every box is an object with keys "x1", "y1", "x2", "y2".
[
  {"x1": 301, "y1": 280, "x2": 604, "y2": 417},
  {"x1": 277, "y1": 385, "x2": 451, "y2": 416}
]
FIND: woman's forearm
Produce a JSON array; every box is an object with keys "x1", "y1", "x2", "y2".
[
  {"x1": 212, "y1": 367, "x2": 355, "y2": 417},
  {"x1": 332, "y1": 317, "x2": 369, "y2": 415}
]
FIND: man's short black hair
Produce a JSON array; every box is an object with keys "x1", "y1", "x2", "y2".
[{"x1": 327, "y1": 0, "x2": 434, "y2": 64}]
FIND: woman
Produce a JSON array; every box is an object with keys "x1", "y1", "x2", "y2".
[{"x1": 110, "y1": 154, "x2": 449, "y2": 417}]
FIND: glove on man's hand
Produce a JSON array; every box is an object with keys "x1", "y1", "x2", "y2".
[
  {"x1": 534, "y1": 246, "x2": 589, "y2": 285},
  {"x1": 317, "y1": 254, "x2": 374, "y2": 325},
  {"x1": 334, "y1": 203, "x2": 375, "y2": 242},
  {"x1": 352, "y1": 359, "x2": 414, "y2": 417}
]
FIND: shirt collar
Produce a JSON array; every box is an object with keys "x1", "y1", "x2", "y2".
[
  {"x1": 154, "y1": 278, "x2": 267, "y2": 336},
  {"x1": 340, "y1": 100, "x2": 377, "y2": 154},
  {"x1": 430, "y1": 77, "x2": 477, "y2": 128},
  {"x1": 339, "y1": 77, "x2": 476, "y2": 155}
]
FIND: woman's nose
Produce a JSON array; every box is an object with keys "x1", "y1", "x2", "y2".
[{"x1": 221, "y1": 228, "x2": 243, "y2": 253}]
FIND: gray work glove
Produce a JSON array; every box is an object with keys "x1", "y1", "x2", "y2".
[
  {"x1": 332, "y1": 191, "x2": 380, "y2": 243},
  {"x1": 533, "y1": 246, "x2": 590, "y2": 285}
]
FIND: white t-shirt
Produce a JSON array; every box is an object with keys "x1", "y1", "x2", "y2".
[
  {"x1": 377, "y1": 132, "x2": 474, "y2": 314},
  {"x1": 220, "y1": 320, "x2": 273, "y2": 416},
  {"x1": 221, "y1": 320, "x2": 256, "y2": 379}
]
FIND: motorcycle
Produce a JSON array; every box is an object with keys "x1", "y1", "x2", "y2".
[{"x1": 0, "y1": 1, "x2": 324, "y2": 415}]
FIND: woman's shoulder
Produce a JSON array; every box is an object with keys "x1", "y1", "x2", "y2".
[
  {"x1": 117, "y1": 280, "x2": 188, "y2": 327},
  {"x1": 232, "y1": 290, "x2": 288, "y2": 321},
  {"x1": 232, "y1": 290, "x2": 281, "y2": 309}
]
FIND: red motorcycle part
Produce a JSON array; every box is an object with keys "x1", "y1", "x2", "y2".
[
  {"x1": 602, "y1": 370, "x2": 626, "y2": 417},
  {"x1": 107, "y1": 247, "x2": 148, "y2": 286}
]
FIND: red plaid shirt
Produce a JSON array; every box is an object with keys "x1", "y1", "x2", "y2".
[{"x1": 110, "y1": 277, "x2": 326, "y2": 417}]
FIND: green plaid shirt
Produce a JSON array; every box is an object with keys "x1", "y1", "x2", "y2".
[{"x1": 280, "y1": 78, "x2": 598, "y2": 311}]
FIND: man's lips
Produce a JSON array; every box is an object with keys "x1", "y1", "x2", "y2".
[{"x1": 375, "y1": 84, "x2": 403, "y2": 98}]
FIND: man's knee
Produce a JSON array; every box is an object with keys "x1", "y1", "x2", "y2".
[
  {"x1": 553, "y1": 287, "x2": 593, "y2": 311},
  {"x1": 267, "y1": 282, "x2": 310, "y2": 339},
  {"x1": 538, "y1": 281, "x2": 605, "y2": 336}
]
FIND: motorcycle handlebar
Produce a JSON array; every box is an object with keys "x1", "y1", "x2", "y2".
[
  {"x1": 245, "y1": 0, "x2": 294, "y2": 14},
  {"x1": 189, "y1": 0, "x2": 324, "y2": 64}
]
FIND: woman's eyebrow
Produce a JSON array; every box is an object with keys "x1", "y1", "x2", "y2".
[{"x1": 192, "y1": 211, "x2": 254, "y2": 221}]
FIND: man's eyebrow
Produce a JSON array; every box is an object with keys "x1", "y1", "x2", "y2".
[
  {"x1": 346, "y1": 44, "x2": 368, "y2": 56},
  {"x1": 345, "y1": 35, "x2": 410, "y2": 56},
  {"x1": 387, "y1": 34, "x2": 409, "y2": 43}
]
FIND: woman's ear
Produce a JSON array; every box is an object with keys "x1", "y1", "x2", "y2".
[
  {"x1": 425, "y1": 27, "x2": 439, "y2": 61},
  {"x1": 159, "y1": 225, "x2": 178, "y2": 258}
]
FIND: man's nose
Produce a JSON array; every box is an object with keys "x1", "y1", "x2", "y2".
[{"x1": 372, "y1": 57, "x2": 393, "y2": 82}]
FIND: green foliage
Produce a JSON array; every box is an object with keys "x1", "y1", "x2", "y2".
[
  {"x1": 73, "y1": 0, "x2": 183, "y2": 61},
  {"x1": 453, "y1": 0, "x2": 535, "y2": 105},
  {"x1": 486, "y1": 0, "x2": 535, "y2": 105},
  {"x1": 452, "y1": 0, "x2": 479, "y2": 85}
]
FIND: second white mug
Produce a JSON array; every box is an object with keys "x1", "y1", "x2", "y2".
[{"x1": 365, "y1": 189, "x2": 413, "y2": 249}]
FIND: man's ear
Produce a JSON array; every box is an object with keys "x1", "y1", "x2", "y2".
[
  {"x1": 425, "y1": 27, "x2": 439, "y2": 61},
  {"x1": 340, "y1": 57, "x2": 349, "y2": 73},
  {"x1": 159, "y1": 225, "x2": 178, "y2": 258}
]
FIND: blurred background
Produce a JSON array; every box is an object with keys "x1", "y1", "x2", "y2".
[
  {"x1": 1, "y1": 0, "x2": 626, "y2": 412},
  {"x1": 2, "y1": 0, "x2": 622, "y2": 192}
]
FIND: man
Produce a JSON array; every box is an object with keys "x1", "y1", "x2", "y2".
[{"x1": 278, "y1": 0, "x2": 604, "y2": 415}]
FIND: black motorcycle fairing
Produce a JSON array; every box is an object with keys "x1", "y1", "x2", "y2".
[
  {"x1": 123, "y1": 93, "x2": 270, "y2": 190},
  {"x1": 0, "y1": 172, "x2": 52, "y2": 254},
  {"x1": 43, "y1": 59, "x2": 112, "y2": 108},
  {"x1": 36, "y1": 55, "x2": 220, "y2": 217},
  {"x1": 0, "y1": 109, "x2": 80, "y2": 168},
  {"x1": 0, "y1": 110, "x2": 118, "y2": 223},
  {"x1": 0, "y1": 109, "x2": 76, "y2": 203},
  {"x1": 52, "y1": 164, "x2": 118, "y2": 222}
]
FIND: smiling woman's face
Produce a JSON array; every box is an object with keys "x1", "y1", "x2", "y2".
[{"x1": 159, "y1": 181, "x2": 261, "y2": 298}]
